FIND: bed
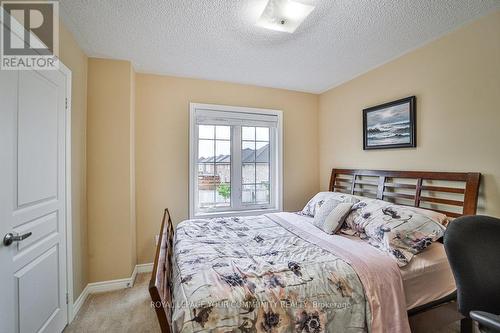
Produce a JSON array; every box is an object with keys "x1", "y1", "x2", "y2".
[{"x1": 150, "y1": 168, "x2": 481, "y2": 333}]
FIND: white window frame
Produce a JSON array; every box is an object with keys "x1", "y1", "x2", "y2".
[{"x1": 189, "y1": 103, "x2": 283, "y2": 218}]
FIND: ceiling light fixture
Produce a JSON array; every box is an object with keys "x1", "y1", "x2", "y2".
[{"x1": 256, "y1": 0, "x2": 315, "y2": 33}]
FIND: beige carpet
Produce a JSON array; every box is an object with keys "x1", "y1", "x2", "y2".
[
  {"x1": 66, "y1": 273, "x2": 465, "y2": 333},
  {"x1": 64, "y1": 273, "x2": 160, "y2": 333}
]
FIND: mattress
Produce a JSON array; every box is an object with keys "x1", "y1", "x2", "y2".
[
  {"x1": 301, "y1": 214, "x2": 456, "y2": 310},
  {"x1": 340, "y1": 234, "x2": 456, "y2": 309},
  {"x1": 399, "y1": 242, "x2": 456, "y2": 310}
]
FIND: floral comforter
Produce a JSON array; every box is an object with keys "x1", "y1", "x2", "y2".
[{"x1": 171, "y1": 213, "x2": 371, "y2": 333}]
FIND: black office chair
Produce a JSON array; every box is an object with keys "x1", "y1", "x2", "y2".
[{"x1": 444, "y1": 215, "x2": 500, "y2": 333}]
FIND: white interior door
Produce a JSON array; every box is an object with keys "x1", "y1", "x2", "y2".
[{"x1": 0, "y1": 67, "x2": 69, "y2": 333}]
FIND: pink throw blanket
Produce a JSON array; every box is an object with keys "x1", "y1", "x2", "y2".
[{"x1": 268, "y1": 212, "x2": 411, "y2": 333}]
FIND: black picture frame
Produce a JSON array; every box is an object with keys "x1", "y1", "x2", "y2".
[{"x1": 363, "y1": 96, "x2": 416, "y2": 150}]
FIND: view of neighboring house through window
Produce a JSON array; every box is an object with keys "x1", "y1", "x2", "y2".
[
  {"x1": 198, "y1": 125, "x2": 232, "y2": 208},
  {"x1": 190, "y1": 104, "x2": 282, "y2": 217},
  {"x1": 242, "y1": 126, "x2": 270, "y2": 204}
]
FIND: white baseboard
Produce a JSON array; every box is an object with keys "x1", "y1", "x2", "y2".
[
  {"x1": 136, "y1": 262, "x2": 154, "y2": 273},
  {"x1": 71, "y1": 284, "x2": 90, "y2": 321},
  {"x1": 70, "y1": 262, "x2": 154, "y2": 321}
]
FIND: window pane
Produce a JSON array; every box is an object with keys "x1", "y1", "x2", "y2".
[
  {"x1": 242, "y1": 184, "x2": 255, "y2": 204},
  {"x1": 242, "y1": 141, "x2": 255, "y2": 162},
  {"x1": 198, "y1": 163, "x2": 214, "y2": 176},
  {"x1": 199, "y1": 125, "x2": 215, "y2": 139},
  {"x1": 198, "y1": 185, "x2": 216, "y2": 208},
  {"x1": 216, "y1": 140, "x2": 231, "y2": 161},
  {"x1": 216, "y1": 126, "x2": 230, "y2": 140},
  {"x1": 198, "y1": 140, "x2": 214, "y2": 160},
  {"x1": 215, "y1": 164, "x2": 230, "y2": 183},
  {"x1": 256, "y1": 127, "x2": 269, "y2": 141},
  {"x1": 216, "y1": 182, "x2": 231, "y2": 206},
  {"x1": 241, "y1": 125, "x2": 271, "y2": 207},
  {"x1": 256, "y1": 141, "x2": 268, "y2": 150},
  {"x1": 255, "y1": 142, "x2": 269, "y2": 163},
  {"x1": 256, "y1": 183, "x2": 270, "y2": 204},
  {"x1": 242, "y1": 163, "x2": 255, "y2": 184},
  {"x1": 242, "y1": 127, "x2": 255, "y2": 140},
  {"x1": 256, "y1": 163, "x2": 269, "y2": 182},
  {"x1": 215, "y1": 164, "x2": 230, "y2": 205}
]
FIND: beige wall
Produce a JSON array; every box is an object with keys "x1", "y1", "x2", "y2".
[
  {"x1": 135, "y1": 75, "x2": 319, "y2": 264},
  {"x1": 87, "y1": 58, "x2": 137, "y2": 282},
  {"x1": 319, "y1": 11, "x2": 500, "y2": 217},
  {"x1": 59, "y1": 22, "x2": 88, "y2": 299},
  {"x1": 60, "y1": 9, "x2": 499, "y2": 285}
]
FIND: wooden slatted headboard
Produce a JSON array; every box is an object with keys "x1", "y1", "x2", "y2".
[{"x1": 329, "y1": 169, "x2": 481, "y2": 217}]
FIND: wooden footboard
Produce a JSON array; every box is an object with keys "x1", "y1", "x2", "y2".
[{"x1": 149, "y1": 208, "x2": 174, "y2": 333}]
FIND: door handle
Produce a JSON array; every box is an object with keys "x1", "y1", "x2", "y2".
[{"x1": 3, "y1": 232, "x2": 32, "y2": 246}]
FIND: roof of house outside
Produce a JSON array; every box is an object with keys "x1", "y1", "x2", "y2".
[{"x1": 198, "y1": 144, "x2": 269, "y2": 164}]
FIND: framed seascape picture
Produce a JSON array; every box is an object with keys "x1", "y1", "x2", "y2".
[{"x1": 363, "y1": 96, "x2": 416, "y2": 150}]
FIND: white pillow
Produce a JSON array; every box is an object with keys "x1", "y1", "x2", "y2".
[
  {"x1": 313, "y1": 199, "x2": 342, "y2": 228},
  {"x1": 301, "y1": 192, "x2": 359, "y2": 217},
  {"x1": 314, "y1": 200, "x2": 353, "y2": 234}
]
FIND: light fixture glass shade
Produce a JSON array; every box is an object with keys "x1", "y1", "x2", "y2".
[{"x1": 256, "y1": 0, "x2": 315, "y2": 33}]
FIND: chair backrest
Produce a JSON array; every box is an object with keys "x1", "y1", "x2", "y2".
[{"x1": 444, "y1": 215, "x2": 500, "y2": 317}]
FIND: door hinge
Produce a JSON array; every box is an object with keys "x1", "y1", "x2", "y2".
[
  {"x1": 65, "y1": 98, "x2": 68, "y2": 110},
  {"x1": 66, "y1": 293, "x2": 69, "y2": 305}
]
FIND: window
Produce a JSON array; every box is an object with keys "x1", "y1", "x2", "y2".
[{"x1": 190, "y1": 103, "x2": 282, "y2": 218}]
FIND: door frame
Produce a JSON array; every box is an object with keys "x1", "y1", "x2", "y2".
[{"x1": 59, "y1": 61, "x2": 75, "y2": 324}]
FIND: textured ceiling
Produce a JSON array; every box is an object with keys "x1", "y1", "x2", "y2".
[{"x1": 60, "y1": 0, "x2": 500, "y2": 93}]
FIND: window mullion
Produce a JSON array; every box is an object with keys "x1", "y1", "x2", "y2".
[
  {"x1": 269, "y1": 128, "x2": 276, "y2": 209},
  {"x1": 254, "y1": 127, "x2": 257, "y2": 204},
  {"x1": 232, "y1": 126, "x2": 242, "y2": 210},
  {"x1": 213, "y1": 129, "x2": 217, "y2": 205},
  {"x1": 193, "y1": 124, "x2": 200, "y2": 216}
]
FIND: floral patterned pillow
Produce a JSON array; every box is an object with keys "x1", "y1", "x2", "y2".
[
  {"x1": 343, "y1": 199, "x2": 447, "y2": 266},
  {"x1": 300, "y1": 192, "x2": 359, "y2": 217},
  {"x1": 343, "y1": 198, "x2": 385, "y2": 233}
]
